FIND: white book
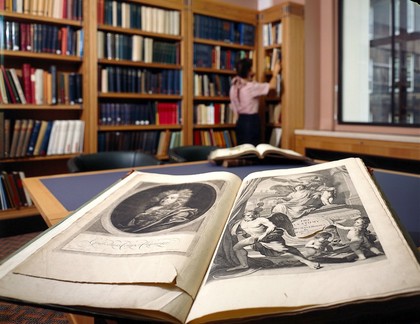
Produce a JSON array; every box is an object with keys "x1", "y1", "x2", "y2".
[
  {"x1": 144, "y1": 38, "x2": 153, "y2": 63},
  {"x1": 34, "y1": 69, "x2": 44, "y2": 105},
  {"x1": 15, "y1": 0, "x2": 23, "y2": 13},
  {"x1": 157, "y1": 8, "x2": 165, "y2": 34},
  {"x1": 63, "y1": 120, "x2": 76, "y2": 154},
  {"x1": 269, "y1": 128, "x2": 282, "y2": 147},
  {"x1": 121, "y1": 3, "x2": 128, "y2": 29},
  {"x1": 52, "y1": 0, "x2": 62, "y2": 19},
  {"x1": 0, "y1": 69, "x2": 9, "y2": 104},
  {"x1": 46, "y1": 120, "x2": 62, "y2": 155},
  {"x1": 101, "y1": 69, "x2": 108, "y2": 93},
  {"x1": 132, "y1": 35, "x2": 143, "y2": 62},
  {"x1": 140, "y1": 6, "x2": 146, "y2": 31},
  {"x1": 97, "y1": 31, "x2": 104, "y2": 59},
  {"x1": 112, "y1": 1, "x2": 117, "y2": 27},
  {"x1": 55, "y1": 120, "x2": 70, "y2": 155},
  {"x1": 174, "y1": 10, "x2": 180, "y2": 36},
  {"x1": 71, "y1": 120, "x2": 84, "y2": 153}
]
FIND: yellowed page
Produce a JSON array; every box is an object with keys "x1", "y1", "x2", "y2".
[
  {"x1": 187, "y1": 158, "x2": 420, "y2": 323},
  {"x1": 0, "y1": 170, "x2": 242, "y2": 323},
  {"x1": 255, "y1": 143, "x2": 305, "y2": 158},
  {"x1": 208, "y1": 144, "x2": 258, "y2": 161}
]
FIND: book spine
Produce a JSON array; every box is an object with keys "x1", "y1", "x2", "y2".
[
  {"x1": 1, "y1": 66, "x2": 17, "y2": 103},
  {"x1": 9, "y1": 68, "x2": 27, "y2": 104},
  {"x1": 0, "y1": 112, "x2": 4, "y2": 159}
]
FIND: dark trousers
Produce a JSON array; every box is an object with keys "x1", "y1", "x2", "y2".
[{"x1": 236, "y1": 114, "x2": 261, "y2": 146}]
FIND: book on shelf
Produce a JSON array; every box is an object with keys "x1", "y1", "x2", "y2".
[
  {"x1": 8, "y1": 119, "x2": 22, "y2": 158},
  {"x1": 8, "y1": 68, "x2": 27, "y2": 104},
  {"x1": 0, "y1": 158, "x2": 419, "y2": 323},
  {"x1": 32, "y1": 120, "x2": 49, "y2": 156},
  {"x1": 0, "y1": 112, "x2": 4, "y2": 159},
  {"x1": 208, "y1": 143, "x2": 311, "y2": 166},
  {"x1": 268, "y1": 128, "x2": 282, "y2": 147}
]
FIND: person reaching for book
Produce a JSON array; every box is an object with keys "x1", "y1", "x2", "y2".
[{"x1": 229, "y1": 57, "x2": 281, "y2": 146}]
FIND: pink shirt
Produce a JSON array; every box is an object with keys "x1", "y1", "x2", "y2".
[{"x1": 229, "y1": 76, "x2": 270, "y2": 114}]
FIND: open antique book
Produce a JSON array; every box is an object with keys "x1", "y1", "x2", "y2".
[
  {"x1": 208, "y1": 143, "x2": 312, "y2": 166},
  {"x1": 0, "y1": 158, "x2": 419, "y2": 323}
]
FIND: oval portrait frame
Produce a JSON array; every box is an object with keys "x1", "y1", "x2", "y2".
[{"x1": 101, "y1": 182, "x2": 218, "y2": 235}]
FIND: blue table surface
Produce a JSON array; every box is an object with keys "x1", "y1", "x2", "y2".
[{"x1": 40, "y1": 162, "x2": 420, "y2": 247}]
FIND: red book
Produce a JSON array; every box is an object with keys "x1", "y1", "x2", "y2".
[
  {"x1": 0, "y1": 0, "x2": 5, "y2": 10},
  {"x1": 30, "y1": 67, "x2": 36, "y2": 104},
  {"x1": 97, "y1": 0, "x2": 104, "y2": 24},
  {"x1": 7, "y1": 173, "x2": 22, "y2": 208},
  {"x1": 22, "y1": 63, "x2": 33, "y2": 104},
  {"x1": 20, "y1": 23, "x2": 26, "y2": 51},
  {"x1": 60, "y1": 27, "x2": 68, "y2": 55},
  {"x1": 27, "y1": 24, "x2": 33, "y2": 51},
  {"x1": 62, "y1": 0, "x2": 68, "y2": 19},
  {"x1": 214, "y1": 103, "x2": 221, "y2": 124}
]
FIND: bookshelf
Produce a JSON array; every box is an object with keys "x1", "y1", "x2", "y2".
[
  {"x1": 0, "y1": 1, "x2": 305, "y2": 221},
  {"x1": 0, "y1": 1, "x2": 87, "y2": 217},
  {"x1": 187, "y1": 0, "x2": 257, "y2": 147},
  {"x1": 95, "y1": 0, "x2": 185, "y2": 159},
  {"x1": 258, "y1": 2, "x2": 304, "y2": 150}
]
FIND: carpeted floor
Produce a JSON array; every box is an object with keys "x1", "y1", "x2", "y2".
[{"x1": 0, "y1": 231, "x2": 70, "y2": 324}]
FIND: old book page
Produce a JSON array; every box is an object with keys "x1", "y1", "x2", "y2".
[
  {"x1": 0, "y1": 170, "x2": 242, "y2": 323},
  {"x1": 187, "y1": 158, "x2": 420, "y2": 323}
]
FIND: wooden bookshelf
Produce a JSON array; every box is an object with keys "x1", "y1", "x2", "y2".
[
  {"x1": 94, "y1": 0, "x2": 185, "y2": 156},
  {"x1": 187, "y1": 0, "x2": 258, "y2": 147},
  {"x1": 0, "y1": 1, "x2": 87, "y2": 218},
  {"x1": 0, "y1": 0, "x2": 306, "y2": 220},
  {"x1": 258, "y1": 2, "x2": 304, "y2": 150}
]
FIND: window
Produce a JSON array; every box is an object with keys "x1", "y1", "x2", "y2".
[{"x1": 339, "y1": 0, "x2": 420, "y2": 126}]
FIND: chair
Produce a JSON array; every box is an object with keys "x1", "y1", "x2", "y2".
[
  {"x1": 168, "y1": 145, "x2": 219, "y2": 163},
  {"x1": 67, "y1": 151, "x2": 161, "y2": 172}
]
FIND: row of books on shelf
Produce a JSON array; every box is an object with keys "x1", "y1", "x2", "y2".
[
  {"x1": 1, "y1": 21, "x2": 83, "y2": 56},
  {"x1": 99, "y1": 101, "x2": 181, "y2": 126},
  {"x1": 262, "y1": 21, "x2": 282, "y2": 47},
  {"x1": 1, "y1": 0, "x2": 83, "y2": 21},
  {"x1": 0, "y1": 64, "x2": 82, "y2": 105},
  {"x1": 193, "y1": 73, "x2": 231, "y2": 97},
  {"x1": 193, "y1": 44, "x2": 250, "y2": 70},
  {"x1": 98, "y1": 0, "x2": 180, "y2": 36},
  {"x1": 0, "y1": 170, "x2": 33, "y2": 211},
  {"x1": 98, "y1": 130, "x2": 182, "y2": 157},
  {"x1": 194, "y1": 14, "x2": 255, "y2": 46},
  {"x1": 97, "y1": 32, "x2": 180, "y2": 64},
  {"x1": 194, "y1": 103, "x2": 237, "y2": 125},
  {"x1": 193, "y1": 129, "x2": 237, "y2": 148},
  {"x1": 0, "y1": 117, "x2": 85, "y2": 159},
  {"x1": 99, "y1": 67, "x2": 181, "y2": 95}
]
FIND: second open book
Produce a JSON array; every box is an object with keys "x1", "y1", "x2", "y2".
[{"x1": 0, "y1": 158, "x2": 419, "y2": 323}]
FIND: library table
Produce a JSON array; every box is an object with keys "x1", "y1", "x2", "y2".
[
  {"x1": 23, "y1": 161, "x2": 420, "y2": 246},
  {"x1": 21, "y1": 161, "x2": 420, "y2": 324}
]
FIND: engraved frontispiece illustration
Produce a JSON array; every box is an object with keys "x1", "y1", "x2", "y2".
[{"x1": 209, "y1": 165, "x2": 385, "y2": 280}]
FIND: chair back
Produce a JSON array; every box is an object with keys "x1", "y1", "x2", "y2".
[
  {"x1": 168, "y1": 145, "x2": 218, "y2": 163},
  {"x1": 67, "y1": 151, "x2": 161, "y2": 172}
]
